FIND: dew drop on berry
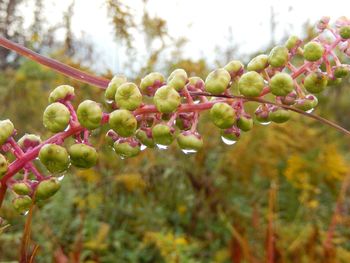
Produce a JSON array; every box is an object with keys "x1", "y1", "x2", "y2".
[
  {"x1": 57, "y1": 175, "x2": 65, "y2": 181},
  {"x1": 22, "y1": 211, "x2": 29, "y2": 216},
  {"x1": 140, "y1": 144, "x2": 147, "y2": 151},
  {"x1": 306, "y1": 108, "x2": 314, "y2": 113},
  {"x1": 181, "y1": 149, "x2": 197, "y2": 154},
  {"x1": 156, "y1": 144, "x2": 168, "y2": 150},
  {"x1": 221, "y1": 136, "x2": 237, "y2": 145},
  {"x1": 259, "y1": 121, "x2": 271, "y2": 126}
]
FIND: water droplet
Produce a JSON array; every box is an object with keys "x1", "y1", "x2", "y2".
[
  {"x1": 140, "y1": 144, "x2": 147, "y2": 151},
  {"x1": 194, "y1": 100, "x2": 200, "y2": 104},
  {"x1": 181, "y1": 149, "x2": 197, "y2": 154},
  {"x1": 120, "y1": 156, "x2": 125, "y2": 160},
  {"x1": 156, "y1": 144, "x2": 168, "y2": 150},
  {"x1": 57, "y1": 175, "x2": 65, "y2": 181},
  {"x1": 106, "y1": 99, "x2": 114, "y2": 104},
  {"x1": 22, "y1": 211, "x2": 29, "y2": 216},
  {"x1": 64, "y1": 125, "x2": 70, "y2": 132},
  {"x1": 306, "y1": 108, "x2": 314, "y2": 113},
  {"x1": 259, "y1": 121, "x2": 271, "y2": 126},
  {"x1": 221, "y1": 136, "x2": 237, "y2": 145}
]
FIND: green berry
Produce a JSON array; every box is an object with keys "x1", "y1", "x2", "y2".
[
  {"x1": 153, "y1": 85, "x2": 181, "y2": 113},
  {"x1": 13, "y1": 196, "x2": 32, "y2": 213},
  {"x1": 115, "y1": 82, "x2": 142, "y2": 110},
  {"x1": 268, "y1": 46, "x2": 289, "y2": 68},
  {"x1": 339, "y1": 26, "x2": 350, "y2": 39},
  {"x1": 48, "y1": 85, "x2": 75, "y2": 103},
  {"x1": 295, "y1": 95, "x2": 318, "y2": 111},
  {"x1": 177, "y1": 132, "x2": 203, "y2": 152},
  {"x1": 285, "y1": 35, "x2": 301, "y2": 50},
  {"x1": 113, "y1": 141, "x2": 140, "y2": 158},
  {"x1": 237, "y1": 116, "x2": 253, "y2": 131},
  {"x1": 109, "y1": 109, "x2": 137, "y2": 137},
  {"x1": 334, "y1": 66, "x2": 349, "y2": 78},
  {"x1": 187, "y1": 77, "x2": 205, "y2": 90},
  {"x1": 210, "y1": 102, "x2": 236, "y2": 129},
  {"x1": 12, "y1": 182, "x2": 31, "y2": 195},
  {"x1": 304, "y1": 72, "x2": 328, "y2": 94},
  {"x1": 303, "y1": 42, "x2": 324, "y2": 62},
  {"x1": 68, "y1": 144, "x2": 98, "y2": 169},
  {"x1": 238, "y1": 71, "x2": 265, "y2": 97},
  {"x1": 224, "y1": 60, "x2": 244, "y2": 78},
  {"x1": 255, "y1": 106, "x2": 270, "y2": 123},
  {"x1": 280, "y1": 92, "x2": 297, "y2": 105},
  {"x1": 35, "y1": 178, "x2": 61, "y2": 200},
  {"x1": 77, "y1": 100, "x2": 103, "y2": 130},
  {"x1": 105, "y1": 75, "x2": 127, "y2": 101},
  {"x1": 0, "y1": 119, "x2": 14, "y2": 146},
  {"x1": 327, "y1": 78, "x2": 342, "y2": 86},
  {"x1": 221, "y1": 129, "x2": 240, "y2": 142},
  {"x1": 167, "y1": 69, "x2": 188, "y2": 91},
  {"x1": 152, "y1": 124, "x2": 174, "y2": 146},
  {"x1": 140, "y1": 72, "x2": 165, "y2": 95},
  {"x1": 269, "y1": 73, "x2": 294, "y2": 96},
  {"x1": 247, "y1": 54, "x2": 268, "y2": 72},
  {"x1": 18, "y1": 134, "x2": 42, "y2": 150},
  {"x1": 43, "y1": 103, "x2": 70, "y2": 133},
  {"x1": 204, "y1": 68, "x2": 231, "y2": 95},
  {"x1": 39, "y1": 144, "x2": 70, "y2": 174},
  {"x1": 269, "y1": 108, "x2": 290, "y2": 123},
  {"x1": 136, "y1": 129, "x2": 155, "y2": 148},
  {"x1": 0, "y1": 154, "x2": 8, "y2": 177}
]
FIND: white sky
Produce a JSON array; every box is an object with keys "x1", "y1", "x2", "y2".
[{"x1": 22, "y1": 0, "x2": 350, "y2": 73}]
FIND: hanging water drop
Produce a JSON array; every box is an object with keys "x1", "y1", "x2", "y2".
[
  {"x1": 140, "y1": 144, "x2": 147, "y2": 151},
  {"x1": 221, "y1": 136, "x2": 237, "y2": 145},
  {"x1": 306, "y1": 108, "x2": 314, "y2": 113},
  {"x1": 156, "y1": 144, "x2": 168, "y2": 150},
  {"x1": 57, "y1": 175, "x2": 65, "y2": 181},
  {"x1": 259, "y1": 121, "x2": 271, "y2": 126},
  {"x1": 181, "y1": 149, "x2": 197, "y2": 154}
]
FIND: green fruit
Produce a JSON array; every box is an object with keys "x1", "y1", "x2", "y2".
[
  {"x1": 115, "y1": 82, "x2": 142, "y2": 111},
  {"x1": 13, "y1": 196, "x2": 32, "y2": 213},
  {"x1": 247, "y1": 54, "x2": 268, "y2": 72},
  {"x1": 210, "y1": 102, "x2": 236, "y2": 129},
  {"x1": 327, "y1": 78, "x2": 342, "y2": 87},
  {"x1": 304, "y1": 72, "x2": 328, "y2": 93},
  {"x1": 43, "y1": 103, "x2": 70, "y2": 133},
  {"x1": 68, "y1": 144, "x2": 98, "y2": 169},
  {"x1": 136, "y1": 129, "x2": 155, "y2": 148},
  {"x1": 49, "y1": 85, "x2": 75, "y2": 103},
  {"x1": 177, "y1": 133, "x2": 203, "y2": 151},
  {"x1": 295, "y1": 96, "x2": 318, "y2": 111},
  {"x1": 153, "y1": 85, "x2": 181, "y2": 113},
  {"x1": 105, "y1": 75, "x2": 127, "y2": 101},
  {"x1": 269, "y1": 108, "x2": 290, "y2": 123},
  {"x1": 0, "y1": 119, "x2": 14, "y2": 146},
  {"x1": 12, "y1": 182, "x2": 31, "y2": 195},
  {"x1": 221, "y1": 129, "x2": 240, "y2": 142},
  {"x1": 187, "y1": 77, "x2": 204, "y2": 89},
  {"x1": 303, "y1": 42, "x2": 324, "y2": 61},
  {"x1": 113, "y1": 141, "x2": 140, "y2": 158},
  {"x1": 268, "y1": 46, "x2": 289, "y2": 68},
  {"x1": 152, "y1": 124, "x2": 174, "y2": 146},
  {"x1": 77, "y1": 100, "x2": 103, "y2": 130},
  {"x1": 204, "y1": 68, "x2": 231, "y2": 95},
  {"x1": 285, "y1": 35, "x2": 300, "y2": 50},
  {"x1": 255, "y1": 106, "x2": 270, "y2": 123},
  {"x1": 340, "y1": 26, "x2": 350, "y2": 39},
  {"x1": 280, "y1": 92, "x2": 297, "y2": 105},
  {"x1": 0, "y1": 154, "x2": 8, "y2": 177},
  {"x1": 224, "y1": 60, "x2": 244, "y2": 78},
  {"x1": 109, "y1": 109, "x2": 137, "y2": 137},
  {"x1": 140, "y1": 72, "x2": 165, "y2": 95},
  {"x1": 18, "y1": 134, "x2": 42, "y2": 150},
  {"x1": 35, "y1": 178, "x2": 61, "y2": 200},
  {"x1": 237, "y1": 116, "x2": 253, "y2": 131},
  {"x1": 269, "y1": 73, "x2": 294, "y2": 96},
  {"x1": 334, "y1": 66, "x2": 349, "y2": 78},
  {"x1": 167, "y1": 69, "x2": 188, "y2": 91},
  {"x1": 238, "y1": 71, "x2": 265, "y2": 97},
  {"x1": 39, "y1": 144, "x2": 70, "y2": 173}
]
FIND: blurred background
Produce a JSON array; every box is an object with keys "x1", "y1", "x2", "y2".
[{"x1": 1, "y1": 0, "x2": 350, "y2": 262}]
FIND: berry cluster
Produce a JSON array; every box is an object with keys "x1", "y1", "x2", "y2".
[{"x1": 0, "y1": 17, "x2": 350, "y2": 213}]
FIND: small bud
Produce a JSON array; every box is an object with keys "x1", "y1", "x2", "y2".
[
  {"x1": 39, "y1": 144, "x2": 70, "y2": 173},
  {"x1": 12, "y1": 182, "x2": 31, "y2": 195},
  {"x1": 18, "y1": 134, "x2": 42, "y2": 151},
  {"x1": 210, "y1": 102, "x2": 236, "y2": 129},
  {"x1": 113, "y1": 140, "x2": 140, "y2": 158},
  {"x1": 0, "y1": 119, "x2": 14, "y2": 146},
  {"x1": 204, "y1": 68, "x2": 231, "y2": 95},
  {"x1": 176, "y1": 113, "x2": 192, "y2": 130},
  {"x1": 224, "y1": 60, "x2": 244, "y2": 78},
  {"x1": 153, "y1": 85, "x2": 181, "y2": 113},
  {"x1": 303, "y1": 41, "x2": 324, "y2": 62},
  {"x1": 295, "y1": 95, "x2": 318, "y2": 111},
  {"x1": 136, "y1": 129, "x2": 155, "y2": 148},
  {"x1": 280, "y1": 92, "x2": 297, "y2": 105},
  {"x1": 317, "y1": 16, "x2": 330, "y2": 31},
  {"x1": 333, "y1": 65, "x2": 349, "y2": 78},
  {"x1": 255, "y1": 105, "x2": 270, "y2": 123},
  {"x1": 105, "y1": 75, "x2": 127, "y2": 101},
  {"x1": 115, "y1": 82, "x2": 142, "y2": 111},
  {"x1": 285, "y1": 35, "x2": 301, "y2": 51},
  {"x1": 268, "y1": 46, "x2": 289, "y2": 68},
  {"x1": 48, "y1": 85, "x2": 75, "y2": 103},
  {"x1": 35, "y1": 178, "x2": 61, "y2": 200},
  {"x1": 140, "y1": 72, "x2": 165, "y2": 96},
  {"x1": 339, "y1": 26, "x2": 350, "y2": 39},
  {"x1": 247, "y1": 54, "x2": 268, "y2": 72},
  {"x1": 77, "y1": 100, "x2": 103, "y2": 130},
  {"x1": 177, "y1": 132, "x2": 203, "y2": 152},
  {"x1": 167, "y1": 69, "x2": 188, "y2": 91},
  {"x1": 105, "y1": 129, "x2": 118, "y2": 146},
  {"x1": 152, "y1": 124, "x2": 174, "y2": 146},
  {"x1": 109, "y1": 109, "x2": 137, "y2": 137},
  {"x1": 187, "y1": 77, "x2": 205, "y2": 90},
  {"x1": 303, "y1": 72, "x2": 328, "y2": 94},
  {"x1": 238, "y1": 71, "x2": 265, "y2": 97},
  {"x1": 68, "y1": 144, "x2": 98, "y2": 169},
  {"x1": 269, "y1": 108, "x2": 290, "y2": 123},
  {"x1": 269, "y1": 73, "x2": 294, "y2": 96},
  {"x1": 13, "y1": 196, "x2": 32, "y2": 213},
  {"x1": 43, "y1": 103, "x2": 70, "y2": 133},
  {"x1": 237, "y1": 116, "x2": 253, "y2": 131},
  {"x1": 0, "y1": 153, "x2": 8, "y2": 177}
]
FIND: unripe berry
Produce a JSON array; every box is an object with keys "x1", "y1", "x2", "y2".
[
  {"x1": 280, "y1": 91, "x2": 297, "y2": 105},
  {"x1": 43, "y1": 103, "x2": 70, "y2": 133},
  {"x1": 204, "y1": 68, "x2": 231, "y2": 95},
  {"x1": 327, "y1": 78, "x2": 342, "y2": 86},
  {"x1": 49, "y1": 85, "x2": 75, "y2": 103},
  {"x1": 295, "y1": 95, "x2": 318, "y2": 111},
  {"x1": 12, "y1": 182, "x2": 31, "y2": 195},
  {"x1": 255, "y1": 106, "x2": 270, "y2": 123},
  {"x1": 238, "y1": 71, "x2": 265, "y2": 97},
  {"x1": 35, "y1": 178, "x2": 61, "y2": 200},
  {"x1": 113, "y1": 140, "x2": 141, "y2": 158},
  {"x1": 339, "y1": 26, "x2": 350, "y2": 39},
  {"x1": 333, "y1": 66, "x2": 349, "y2": 78},
  {"x1": 153, "y1": 85, "x2": 181, "y2": 113},
  {"x1": 152, "y1": 124, "x2": 174, "y2": 146},
  {"x1": 285, "y1": 35, "x2": 301, "y2": 51},
  {"x1": 303, "y1": 42, "x2": 324, "y2": 62},
  {"x1": 0, "y1": 119, "x2": 14, "y2": 146},
  {"x1": 77, "y1": 100, "x2": 103, "y2": 130},
  {"x1": 210, "y1": 102, "x2": 236, "y2": 129},
  {"x1": 39, "y1": 144, "x2": 70, "y2": 173},
  {"x1": 18, "y1": 134, "x2": 42, "y2": 150},
  {"x1": 109, "y1": 109, "x2": 137, "y2": 137},
  {"x1": 237, "y1": 116, "x2": 253, "y2": 131},
  {"x1": 304, "y1": 72, "x2": 328, "y2": 94},
  {"x1": 0, "y1": 153, "x2": 8, "y2": 177},
  {"x1": 136, "y1": 129, "x2": 155, "y2": 148},
  {"x1": 247, "y1": 54, "x2": 268, "y2": 72},
  {"x1": 220, "y1": 128, "x2": 240, "y2": 143},
  {"x1": 177, "y1": 132, "x2": 203, "y2": 152},
  {"x1": 13, "y1": 196, "x2": 32, "y2": 213},
  {"x1": 105, "y1": 129, "x2": 118, "y2": 146},
  {"x1": 269, "y1": 108, "x2": 290, "y2": 123},
  {"x1": 167, "y1": 69, "x2": 188, "y2": 91},
  {"x1": 187, "y1": 77, "x2": 205, "y2": 90},
  {"x1": 140, "y1": 72, "x2": 165, "y2": 96},
  {"x1": 269, "y1": 73, "x2": 294, "y2": 96},
  {"x1": 224, "y1": 60, "x2": 244, "y2": 78},
  {"x1": 105, "y1": 75, "x2": 127, "y2": 101},
  {"x1": 114, "y1": 82, "x2": 142, "y2": 111},
  {"x1": 268, "y1": 46, "x2": 289, "y2": 68},
  {"x1": 68, "y1": 144, "x2": 98, "y2": 169}
]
